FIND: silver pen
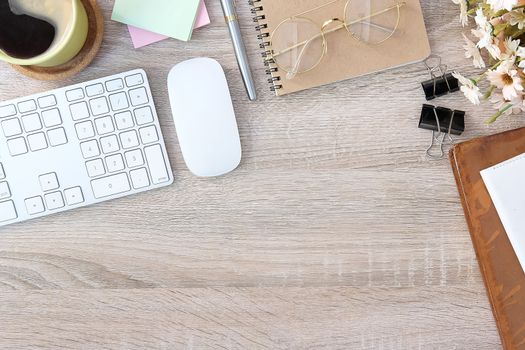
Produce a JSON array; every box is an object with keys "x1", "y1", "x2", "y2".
[{"x1": 220, "y1": 0, "x2": 257, "y2": 101}]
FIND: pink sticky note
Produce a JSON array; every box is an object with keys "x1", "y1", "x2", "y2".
[{"x1": 127, "y1": 0, "x2": 210, "y2": 49}]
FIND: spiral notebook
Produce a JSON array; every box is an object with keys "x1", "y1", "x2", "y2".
[{"x1": 251, "y1": 0, "x2": 430, "y2": 96}]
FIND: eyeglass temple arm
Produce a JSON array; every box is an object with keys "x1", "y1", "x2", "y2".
[
  {"x1": 287, "y1": 35, "x2": 319, "y2": 79},
  {"x1": 365, "y1": 22, "x2": 395, "y2": 34},
  {"x1": 273, "y1": 2, "x2": 405, "y2": 58},
  {"x1": 294, "y1": 0, "x2": 341, "y2": 18},
  {"x1": 287, "y1": 22, "x2": 393, "y2": 78}
]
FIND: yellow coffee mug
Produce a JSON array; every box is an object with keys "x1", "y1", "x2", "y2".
[{"x1": 0, "y1": 0, "x2": 88, "y2": 67}]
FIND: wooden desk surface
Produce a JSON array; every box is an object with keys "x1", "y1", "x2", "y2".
[{"x1": 0, "y1": 1, "x2": 521, "y2": 349}]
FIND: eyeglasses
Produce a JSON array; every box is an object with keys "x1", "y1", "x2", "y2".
[{"x1": 268, "y1": 0, "x2": 406, "y2": 80}]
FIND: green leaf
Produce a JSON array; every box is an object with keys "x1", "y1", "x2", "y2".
[{"x1": 493, "y1": 23, "x2": 508, "y2": 36}]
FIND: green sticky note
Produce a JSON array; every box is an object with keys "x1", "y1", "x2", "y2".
[{"x1": 111, "y1": 0, "x2": 201, "y2": 42}]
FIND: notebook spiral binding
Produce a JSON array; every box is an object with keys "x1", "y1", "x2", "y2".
[{"x1": 249, "y1": 0, "x2": 282, "y2": 92}]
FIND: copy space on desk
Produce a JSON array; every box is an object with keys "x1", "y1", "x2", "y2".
[
  {"x1": 127, "y1": 0, "x2": 210, "y2": 48},
  {"x1": 111, "y1": 0, "x2": 201, "y2": 42}
]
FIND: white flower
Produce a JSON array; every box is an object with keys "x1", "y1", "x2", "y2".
[
  {"x1": 517, "y1": 46, "x2": 525, "y2": 68},
  {"x1": 472, "y1": 8, "x2": 501, "y2": 59},
  {"x1": 487, "y1": 0, "x2": 518, "y2": 11},
  {"x1": 453, "y1": 71, "x2": 482, "y2": 105},
  {"x1": 487, "y1": 60, "x2": 524, "y2": 100},
  {"x1": 500, "y1": 37, "x2": 520, "y2": 61},
  {"x1": 462, "y1": 33, "x2": 485, "y2": 68},
  {"x1": 509, "y1": 8, "x2": 525, "y2": 29},
  {"x1": 452, "y1": 0, "x2": 469, "y2": 26},
  {"x1": 490, "y1": 91, "x2": 525, "y2": 115},
  {"x1": 472, "y1": 28, "x2": 501, "y2": 59},
  {"x1": 475, "y1": 8, "x2": 490, "y2": 28},
  {"x1": 487, "y1": 42, "x2": 502, "y2": 60}
]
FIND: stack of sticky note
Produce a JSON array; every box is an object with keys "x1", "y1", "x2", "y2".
[{"x1": 111, "y1": 0, "x2": 210, "y2": 49}]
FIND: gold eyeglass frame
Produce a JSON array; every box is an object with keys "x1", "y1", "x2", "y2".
[{"x1": 269, "y1": 0, "x2": 406, "y2": 77}]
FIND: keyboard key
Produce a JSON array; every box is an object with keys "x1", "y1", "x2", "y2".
[
  {"x1": 129, "y1": 87, "x2": 149, "y2": 106},
  {"x1": 105, "y1": 78, "x2": 124, "y2": 92},
  {"x1": 86, "y1": 158, "x2": 105, "y2": 178},
  {"x1": 2, "y1": 118, "x2": 22, "y2": 137},
  {"x1": 27, "y1": 132, "x2": 48, "y2": 151},
  {"x1": 38, "y1": 95, "x2": 57, "y2": 108},
  {"x1": 0, "y1": 104, "x2": 16, "y2": 118},
  {"x1": 139, "y1": 125, "x2": 159, "y2": 144},
  {"x1": 18, "y1": 100, "x2": 37, "y2": 113},
  {"x1": 125, "y1": 149, "x2": 144, "y2": 168},
  {"x1": 94, "y1": 116, "x2": 114, "y2": 135},
  {"x1": 75, "y1": 121, "x2": 95, "y2": 140},
  {"x1": 47, "y1": 127, "x2": 68, "y2": 146},
  {"x1": 80, "y1": 140, "x2": 100, "y2": 158},
  {"x1": 0, "y1": 201, "x2": 17, "y2": 222},
  {"x1": 91, "y1": 172, "x2": 131, "y2": 199},
  {"x1": 39, "y1": 172, "x2": 59, "y2": 191},
  {"x1": 0, "y1": 181, "x2": 11, "y2": 200},
  {"x1": 115, "y1": 111, "x2": 134, "y2": 130},
  {"x1": 125, "y1": 73, "x2": 144, "y2": 87},
  {"x1": 70, "y1": 101, "x2": 90, "y2": 121},
  {"x1": 45, "y1": 191, "x2": 65, "y2": 210},
  {"x1": 89, "y1": 97, "x2": 110, "y2": 116},
  {"x1": 100, "y1": 135, "x2": 119, "y2": 154},
  {"x1": 130, "y1": 167, "x2": 150, "y2": 189},
  {"x1": 25, "y1": 196, "x2": 45, "y2": 215},
  {"x1": 22, "y1": 113, "x2": 42, "y2": 132},
  {"x1": 134, "y1": 106, "x2": 154, "y2": 125},
  {"x1": 105, "y1": 154, "x2": 125, "y2": 173},
  {"x1": 0, "y1": 69, "x2": 173, "y2": 228},
  {"x1": 64, "y1": 187, "x2": 84, "y2": 205},
  {"x1": 7, "y1": 137, "x2": 28, "y2": 156},
  {"x1": 144, "y1": 144, "x2": 170, "y2": 184},
  {"x1": 66, "y1": 88, "x2": 84, "y2": 102},
  {"x1": 86, "y1": 83, "x2": 104, "y2": 97},
  {"x1": 109, "y1": 92, "x2": 129, "y2": 111},
  {"x1": 120, "y1": 130, "x2": 139, "y2": 149},
  {"x1": 41, "y1": 108, "x2": 62, "y2": 127}
]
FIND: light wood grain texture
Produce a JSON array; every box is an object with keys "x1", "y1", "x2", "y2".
[{"x1": 0, "y1": 0, "x2": 520, "y2": 349}]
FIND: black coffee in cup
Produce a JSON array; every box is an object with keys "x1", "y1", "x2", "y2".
[{"x1": 0, "y1": 0, "x2": 55, "y2": 59}]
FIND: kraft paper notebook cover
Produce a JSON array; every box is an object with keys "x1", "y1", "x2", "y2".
[
  {"x1": 251, "y1": 0, "x2": 430, "y2": 96},
  {"x1": 450, "y1": 127, "x2": 525, "y2": 350}
]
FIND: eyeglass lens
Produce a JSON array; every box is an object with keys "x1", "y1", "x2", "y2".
[
  {"x1": 270, "y1": 0, "x2": 401, "y2": 77},
  {"x1": 345, "y1": 0, "x2": 399, "y2": 44}
]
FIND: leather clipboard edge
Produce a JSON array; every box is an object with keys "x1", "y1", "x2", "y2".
[{"x1": 449, "y1": 145, "x2": 510, "y2": 350}]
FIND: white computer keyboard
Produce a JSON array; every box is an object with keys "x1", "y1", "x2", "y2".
[{"x1": 0, "y1": 69, "x2": 174, "y2": 227}]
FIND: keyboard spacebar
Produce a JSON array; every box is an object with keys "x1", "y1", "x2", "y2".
[{"x1": 91, "y1": 173, "x2": 131, "y2": 199}]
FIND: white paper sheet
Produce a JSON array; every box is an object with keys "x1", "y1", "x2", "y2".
[{"x1": 481, "y1": 152, "x2": 525, "y2": 271}]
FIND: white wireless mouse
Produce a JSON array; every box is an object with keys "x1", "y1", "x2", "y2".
[{"x1": 167, "y1": 58, "x2": 242, "y2": 177}]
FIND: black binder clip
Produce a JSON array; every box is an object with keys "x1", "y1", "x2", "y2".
[
  {"x1": 421, "y1": 55, "x2": 459, "y2": 100},
  {"x1": 419, "y1": 104, "x2": 465, "y2": 160}
]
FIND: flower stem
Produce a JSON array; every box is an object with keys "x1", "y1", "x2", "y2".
[{"x1": 487, "y1": 104, "x2": 514, "y2": 124}]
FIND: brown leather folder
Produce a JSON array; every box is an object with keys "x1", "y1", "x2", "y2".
[{"x1": 450, "y1": 127, "x2": 525, "y2": 350}]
